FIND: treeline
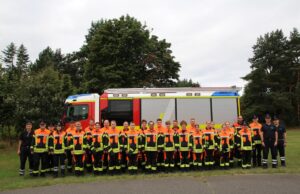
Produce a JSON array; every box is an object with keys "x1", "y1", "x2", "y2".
[
  {"x1": 241, "y1": 29, "x2": 300, "y2": 126},
  {"x1": 0, "y1": 15, "x2": 199, "y2": 141}
]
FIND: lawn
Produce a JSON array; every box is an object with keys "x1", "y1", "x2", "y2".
[{"x1": 0, "y1": 129, "x2": 300, "y2": 191}]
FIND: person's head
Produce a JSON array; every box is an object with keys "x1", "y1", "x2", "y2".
[
  {"x1": 238, "y1": 115, "x2": 243, "y2": 123},
  {"x1": 111, "y1": 120, "x2": 116, "y2": 129},
  {"x1": 180, "y1": 120, "x2": 187, "y2": 130},
  {"x1": 190, "y1": 118, "x2": 196, "y2": 126},
  {"x1": 225, "y1": 121, "x2": 231, "y2": 128},
  {"x1": 265, "y1": 114, "x2": 272, "y2": 124},
  {"x1": 25, "y1": 122, "x2": 32, "y2": 131},
  {"x1": 206, "y1": 121, "x2": 212, "y2": 129},
  {"x1": 70, "y1": 121, "x2": 75, "y2": 128},
  {"x1": 48, "y1": 123, "x2": 55, "y2": 131},
  {"x1": 165, "y1": 121, "x2": 171, "y2": 129},
  {"x1": 40, "y1": 121, "x2": 46, "y2": 130},
  {"x1": 89, "y1": 119, "x2": 94, "y2": 127},
  {"x1": 75, "y1": 122, "x2": 81, "y2": 131},
  {"x1": 130, "y1": 122, "x2": 135, "y2": 130},
  {"x1": 173, "y1": 120, "x2": 178, "y2": 128},
  {"x1": 149, "y1": 121, "x2": 154, "y2": 130},
  {"x1": 195, "y1": 123, "x2": 200, "y2": 132},
  {"x1": 123, "y1": 121, "x2": 129, "y2": 129},
  {"x1": 211, "y1": 121, "x2": 215, "y2": 128},
  {"x1": 56, "y1": 123, "x2": 62, "y2": 131},
  {"x1": 273, "y1": 116, "x2": 280, "y2": 126},
  {"x1": 103, "y1": 120, "x2": 110, "y2": 128},
  {"x1": 141, "y1": 119, "x2": 147, "y2": 128},
  {"x1": 157, "y1": 118, "x2": 162, "y2": 127},
  {"x1": 252, "y1": 115, "x2": 259, "y2": 123},
  {"x1": 95, "y1": 122, "x2": 100, "y2": 130}
]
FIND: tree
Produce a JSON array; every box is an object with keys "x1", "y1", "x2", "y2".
[
  {"x1": 16, "y1": 44, "x2": 30, "y2": 77},
  {"x1": 83, "y1": 15, "x2": 180, "y2": 93},
  {"x1": 2, "y1": 42, "x2": 16, "y2": 69},
  {"x1": 176, "y1": 78, "x2": 200, "y2": 87},
  {"x1": 241, "y1": 29, "x2": 300, "y2": 125}
]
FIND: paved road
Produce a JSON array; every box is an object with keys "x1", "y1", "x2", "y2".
[{"x1": 2, "y1": 174, "x2": 300, "y2": 194}]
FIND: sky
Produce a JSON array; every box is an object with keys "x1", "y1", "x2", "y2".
[{"x1": 1, "y1": 0, "x2": 300, "y2": 91}]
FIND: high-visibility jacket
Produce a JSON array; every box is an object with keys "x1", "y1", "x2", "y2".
[
  {"x1": 65, "y1": 127, "x2": 75, "y2": 150},
  {"x1": 157, "y1": 126, "x2": 165, "y2": 150},
  {"x1": 249, "y1": 122, "x2": 262, "y2": 144},
  {"x1": 218, "y1": 130, "x2": 231, "y2": 153},
  {"x1": 84, "y1": 126, "x2": 94, "y2": 148},
  {"x1": 31, "y1": 128, "x2": 51, "y2": 153},
  {"x1": 144, "y1": 129, "x2": 157, "y2": 152},
  {"x1": 191, "y1": 131, "x2": 204, "y2": 153},
  {"x1": 238, "y1": 129, "x2": 253, "y2": 151},
  {"x1": 127, "y1": 130, "x2": 139, "y2": 154},
  {"x1": 91, "y1": 129, "x2": 103, "y2": 152},
  {"x1": 49, "y1": 131, "x2": 67, "y2": 154},
  {"x1": 225, "y1": 127, "x2": 235, "y2": 149},
  {"x1": 70, "y1": 130, "x2": 87, "y2": 155},
  {"x1": 107, "y1": 128, "x2": 121, "y2": 153},
  {"x1": 173, "y1": 128, "x2": 180, "y2": 149},
  {"x1": 187, "y1": 125, "x2": 196, "y2": 135},
  {"x1": 101, "y1": 127, "x2": 110, "y2": 151},
  {"x1": 164, "y1": 129, "x2": 175, "y2": 151},
  {"x1": 233, "y1": 122, "x2": 243, "y2": 134},
  {"x1": 203, "y1": 128, "x2": 216, "y2": 150},
  {"x1": 179, "y1": 129, "x2": 191, "y2": 152},
  {"x1": 138, "y1": 127, "x2": 147, "y2": 150},
  {"x1": 119, "y1": 128, "x2": 129, "y2": 151}
]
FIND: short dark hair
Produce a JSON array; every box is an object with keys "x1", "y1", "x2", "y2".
[
  {"x1": 141, "y1": 119, "x2": 147, "y2": 123},
  {"x1": 180, "y1": 120, "x2": 187, "y2": 126},
  {"x1": 165, "y1": 120, "x2": 171, "y2": 125},
  {"x1": 157, "y1": 118, "x2": 162, "y2": 122}
]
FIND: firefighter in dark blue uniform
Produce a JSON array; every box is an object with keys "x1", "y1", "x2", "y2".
[
  {"x1": 261, "y1": 114, "x2": 278, "y2": 168},
  {"x1": 18, "y1": 122, "x2": 34, "y2": 176},
  {"x1": 273, "y1": 117, "x2": 287, "y2": 167}
]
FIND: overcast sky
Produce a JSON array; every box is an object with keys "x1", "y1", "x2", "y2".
[{"x1": 1, "y1": 0, "x2": 300, "y2": 90}]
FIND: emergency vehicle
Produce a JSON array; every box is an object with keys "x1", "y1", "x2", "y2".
[{"x1": 62, "y1": 87, "x2": 241, "y2": 129}]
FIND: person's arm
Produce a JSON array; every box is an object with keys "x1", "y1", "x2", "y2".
[
  {"x1": 274, "y1": 131, "x2": 278, "y2": 146},
  {"x1": 284, "y1": 132, "x2": 287, "y2": 147},
  {"x1": 260, "y1": 128, "x2": 265, "y2": 147},
  {"x1": 17, "y1": 140, "x2": 22, "y2": 155}
]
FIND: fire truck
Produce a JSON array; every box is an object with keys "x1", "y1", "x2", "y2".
[{"x1": 62, "y1": 87, "x2": 241, "y2": 129}]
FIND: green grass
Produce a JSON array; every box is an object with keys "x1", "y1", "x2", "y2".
[{"x1": 1, "y1": 129, "x2": 300, "y2": 191}]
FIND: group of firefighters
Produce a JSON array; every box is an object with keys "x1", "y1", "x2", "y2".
[{"x1": 18, "y1": 114, "x2": 287, "y2": 177}]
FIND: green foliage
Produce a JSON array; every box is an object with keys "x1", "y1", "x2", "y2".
[
  {"x1": 242, "y1": 29, "x2": 300, "y2": 125},
  {"x1": 83, "y1": 15, "x2": 181, "y2": 93},
  {"x1": 176, "y1": 78, "x2": 200, "y2": 87}
]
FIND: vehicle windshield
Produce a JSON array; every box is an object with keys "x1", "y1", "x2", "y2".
[{"x1": 64, "y1": 104, "x2": 89, "y2": 122}]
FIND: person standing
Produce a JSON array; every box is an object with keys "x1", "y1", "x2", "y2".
[
  {"x1": 179, "y1": 120, "x2": 192, "y2": 171},
  {"x1": 172, "y1": 120, "x2": 180, "y2": 168},
  {"x1": 84, "y1": 119, "x2": 94, "y2": 173},
  {"x1": 203, "y1": 121, "x2": 217, "y2": 169},
  {"x1": 127, "y1": 122, "x2": 139, "y2": 174},
  {"x1": 107, "y1": 120, "x2": 121, "y2": 175},
  {"x1": 218, "y1": 124, "x2": 232, "y2": 169},
  {"x1": 30, "y1": 121, "x2": 51, "y2": 177},
  {"x1": 233, "y1": 116, "x2": 244, "y2": 167},
  {"x1": 18, "y1": 122, "x2": 34, "y2": 176},
  {"x1": 274, "y1": 117, "x2": 287, "y2": 167},
  {"x1": 91, "y1": 122, "x2": 104, "y2": 175},
  {"x1": 70, "y1": 122, "x2": 87, "y2": 176},
  {"x1": 238, "y1": 122, "x2": 253, "y2": 169},
  {"x1": 164, "y1": 121, "x2": 175, "y2": 172},
  {"x1": 191, "y1": 124, "x2": 204, "y2": 170},
  {"x1": 120, "y1": 121, "x2": 129, "y2": 172},
  {"x1": 156, "y1": 118, "x2": 166, "y2": 171},
  {"x1": 65, "y1": 121, "x2": 75, "y2": 173},
  {"x1": 48, "y1": 123, "x2": 67, "y2": 177},
  {"x1": 101, "y1": 120, "x2": 110, "y2": 173},
  {"x1": 144, "y1": 121, "x2": 158, "y2": 173},
  {"x1": 138, "y1": 119, "x2": 147, "y2": 170},
  {"x1": 249, "y1": 115, "x2": 262, "y2": 167},
  {"x1": 261, "y1": 114, "x2": 278, "y2": 168}
]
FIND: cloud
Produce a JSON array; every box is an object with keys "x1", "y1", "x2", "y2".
[{"x1": 1, "y1": 0, "x2": 300, "y2": 90}]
